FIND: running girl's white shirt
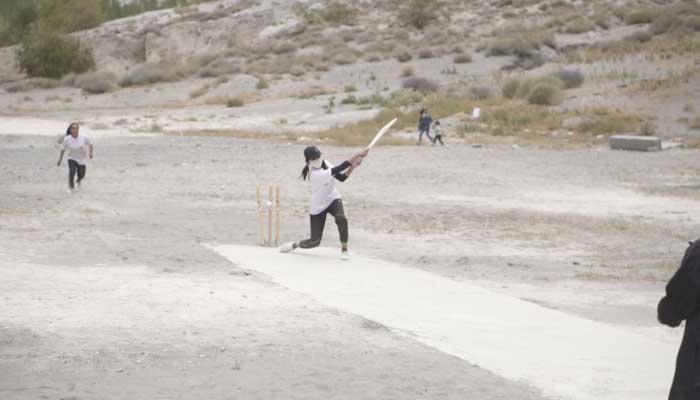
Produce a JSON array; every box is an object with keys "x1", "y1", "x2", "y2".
[
  {"x1": 308, "y1": 160, "x2": 341, "y2": 215},
  {"x1": 61, "y1": 135, "x2": 92, "y2": 165}
]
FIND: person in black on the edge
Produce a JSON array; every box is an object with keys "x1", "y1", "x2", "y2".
[
  {"x1": 658, "y1": 239, "x2": 700, "y2": 400},
  {"x1": 417, "y1": 108, "x2": 433, "y2": 145}
]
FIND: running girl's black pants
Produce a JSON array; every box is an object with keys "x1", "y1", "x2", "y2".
[
  {"x1": 299, "y1": 199, "x2": 348, "y2": 248},
  {"x1": 68, "y1": 159, "x2": 86, "y2": 189}
]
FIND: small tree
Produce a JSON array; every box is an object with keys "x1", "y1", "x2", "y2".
[
  {"x1": 18, "y1": 25, "x2": 95, "y2": 78},
  {"x1": 398, "y1": 0, "x2": 443, "y2": 30},
  {"x1": 37, "y1": 0, "x2": 105, "y2": 33}
]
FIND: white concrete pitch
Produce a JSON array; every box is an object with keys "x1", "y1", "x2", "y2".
[{"x1": 211, "y1": 244, "x2": 678, "y2": 400}]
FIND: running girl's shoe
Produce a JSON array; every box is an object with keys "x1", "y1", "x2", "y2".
[
  {"x1": 279, "y1": 241, "x2": 297, "y2": 253},
  {"x1": 341, "y1": 249, "x2": 351, "y2": 260}
]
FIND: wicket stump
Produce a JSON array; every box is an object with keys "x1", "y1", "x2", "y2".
[{"x1": 256, "y1": 184, "x2": 280, "y2": 247}]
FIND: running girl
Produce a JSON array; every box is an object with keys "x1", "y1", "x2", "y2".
[
  {"x1": 280, "y1": 146, "x2": 368, "y2": 258},
  {"x1": 56, "y1": 122, "x2": 93, "y2": 192}
]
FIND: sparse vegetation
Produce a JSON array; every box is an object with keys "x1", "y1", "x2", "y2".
[
  {"x1": 574, "y1": 108, "x2": 641, "y2": 135},
  {"x1": 398, "y1": 0, "x2": 443, "y2": 30},
  {"x1": 293, "y1": 1, "x2": 358, "y2": 26}
]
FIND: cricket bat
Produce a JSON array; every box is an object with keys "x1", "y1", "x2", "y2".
[{"x1": 366, "y1": 118, "x2": 398, "y2": 149}]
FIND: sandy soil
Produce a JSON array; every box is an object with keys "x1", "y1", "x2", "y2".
[{"x1": 2, "y1": 130, "x2": 699, "y2": 398}]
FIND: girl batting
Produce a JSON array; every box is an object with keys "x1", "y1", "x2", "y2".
[{"x1": 280, "y1": 146, "x2": 368, "y2": 258}]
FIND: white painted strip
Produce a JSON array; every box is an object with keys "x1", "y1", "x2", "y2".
[{"x1": 211, "y1": 244, "x2": 677, "y2": 400}]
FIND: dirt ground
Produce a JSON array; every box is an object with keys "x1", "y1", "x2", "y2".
[{"x1": 2, "y1": 131, "x2": 699, "y2": 398}]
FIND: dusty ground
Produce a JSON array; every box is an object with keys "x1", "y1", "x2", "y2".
[{"x1": 1, "y1": 129, "x2": 698, "y2": 398}]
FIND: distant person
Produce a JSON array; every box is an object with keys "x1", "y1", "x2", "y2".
[
  {"x1": 432, "y1": 120, "x2": 445, "y2": 146},
  {"x1": 56, "y1": 122, "x2": 94, "y2": 192},
  {"x1": 279, "y1": 146, "x2": 368, "y2": 258},
  {"x1": 417, "y1": 108, "x2": 433, "y2": 145},
  {"x1": 658, "y1": 239, "x2": 700, "y2": 399}
]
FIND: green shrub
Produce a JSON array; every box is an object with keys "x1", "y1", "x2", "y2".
[
  {"x1": 502, "y1": 78, "x2": 520, "y2": 98},
  {"x1": 398, "y1": 0, "x2": 443, "y2": 30},
  {"x1": 565, "y1": 16, "x2": 594, "y2": 34},
  {"x1": 226, "y1": 97, "x2": 244, "y2": 107},
  {"x1": 17, "y1": 25, "x2": 95, "y2": 78},
  {"x1": 625, "y1": 9, "x2": 656, "y2": 25},
  {"x1": 527, "y1": 82, "x2": 563, "y2": 105},
  {"x1": 575, "y1": 109, "x2": 641, "y2": 134},
  {"x1": 256, "y1": 76, "x2": 269, "y2": 89},
  {"x1": 37, "y1": 0, "x2": 104, "y2": 33},
  {"x1": 340, "y1": 94, "x2": 357, "y2": 104},
  {"x1": 0, "y1": 0, "x2": 38, "y2": 46},
  {"x1": 293, "y1": 1, "x2": 357, "y2": 26}
]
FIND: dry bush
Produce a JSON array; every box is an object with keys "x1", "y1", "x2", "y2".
[
  {"x1": 225, "y1": 97, "x2": 244, "y2": 107},
  {"x1": 272, "y1": 41, "x2": 297, "y2": 54},
  {"x1": 556, "y1": 68, "x2": 584, "y2": 89},
  {"x1": 502, "y1": 78, "x2": 520, "y2": 98},
  {"x1": 293, "y1": 1, "x2": 358, "y2": 26},
  {"x1": 400, "y1": 64, "x2": 416, "y2": 77},
  {"x1": 625, "y1": 8, "x2": 656, "y2": 25},
  {"x1": 190, "y1": 85, "x2": 210, "y2": 99},
  {"x1": 469, "y1": 86, "x2": 493, "y2": 100},
  {"x1": 396, "y1": 50, "x2": 413, "y2": 62},
  {"x1": 398, "y1": 0, "x2": 443, "y2": 30},
  {"x1": 6, "y1": 78, "x2": 61, "y2": 93},
  {"x1": 418, "y1": 48, "x2": 435, "y2": 59},
  {"x1": 296, "y1": 85, "x2": 332, "y2": 99},
  {"x1": 625, "y1": 31, "x2": 653, "y2": 43},
  {"x1": 365, "y1": 53, "x2": 382, "y2": 62},
  {"x1": 386, "y1": 89, "x2": 424, "y2": 107},
  {"x1": 527, "y1": 82, "x2": 563, "y2": 105},
  {"x1": 289, "y1": 66, "x2": 306, "y2": 77},
  {"x1": 574, "y1": 108, "x2": 641, "y2": 134},
  {"x1": 565, "y1": 16, "x2": 594, "y2": 34},
  {"x1": 255, "y1": 76, "x2": 269, "y2": 89},
  {"x1": 334, "y1": 51, "x2": 357, "y2": 65},
  {"x1": 402, "y1": 77, "x2": 438, "y2": 93},
  {"x1": 199, "y1": 59, "x2": 240, "y2": 78},
  {"x1": 454, "y1": 53, "x2": 472, "y2": 63},
  {"x1": 74, "y1": 71, "x2": 117, "y2": 94},
  {"x1": 119, "y1": 55, "x2": 213, "y2": 87}
]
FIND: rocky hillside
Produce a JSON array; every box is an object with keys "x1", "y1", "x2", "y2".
[{"x1": 1, "y1": 0, "x2": 699, "y2": 144}]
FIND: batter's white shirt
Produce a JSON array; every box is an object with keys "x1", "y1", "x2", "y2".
[
  {"x1": 308, "y1": 160, "x2": 342, "y2": 215},
  {"x1": 61, "y1": 135, "x2": 92, "y2": 165}
]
